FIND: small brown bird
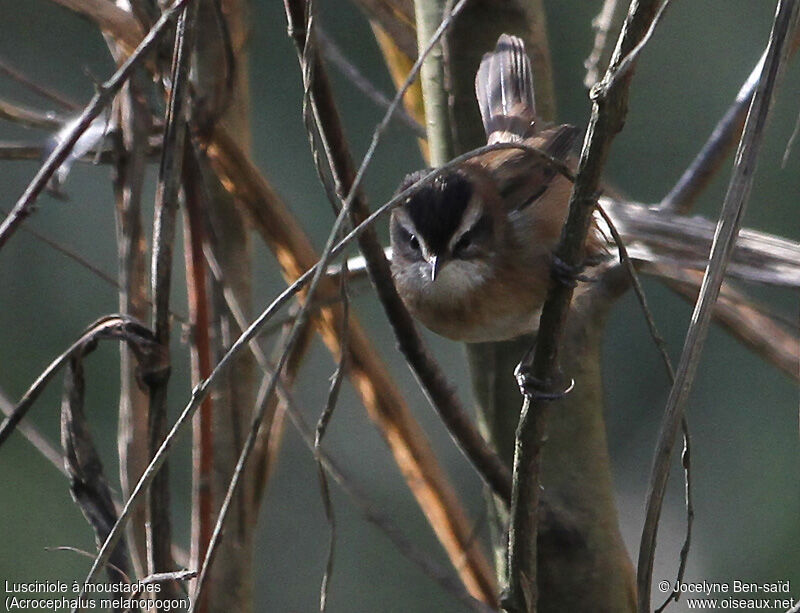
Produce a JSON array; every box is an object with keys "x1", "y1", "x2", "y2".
[{"x1": 390, "y1": 34, "x2": 604, "y2": 342}]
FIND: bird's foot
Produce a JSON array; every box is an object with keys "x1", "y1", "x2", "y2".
[
  {"x1": 514, "y1": 359, "x2": 574, "y2": 401},
  {"x1": 550, "y1": 254, "x2": 594, "y2": 288}
]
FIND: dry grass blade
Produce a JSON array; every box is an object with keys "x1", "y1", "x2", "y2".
[
  {"x1": 0, "y1": 99, "x2": 65, "y2": 129},
  {"x1": 0, "y1": 387, "x2": 67, "y2": 475},
  {"x1": 200, "y1": 239, "x2": 484, "y2": 611},
  {"x1": 61, "y1": 352, "x2": 130, "y2": 586},
  {"x1": 0, "y1": 57, "x2": 79, "y2": 110},
  {"x1": 597, "y1": 205, "x2": 694, "y2": 612},
  {"x1": 111, "y1": 64, "x2": 154, "y2": 579},
  {"x1": 182, "y1": 146, "x2": 216, "y2": 600},
  {"x1": 189, "y1": 198, "x2": 355, "y2": 612},
  {"x1": 637, "y1": 2, "x2": 800, "y2": 610}
]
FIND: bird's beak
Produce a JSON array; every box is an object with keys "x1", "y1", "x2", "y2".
[{"x1": 429, "y1": 254, "x2": 446, "y2": 281}]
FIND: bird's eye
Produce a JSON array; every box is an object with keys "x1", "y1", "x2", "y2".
[{"x1": 397, "y1": 224, "x2": 420, "y2": 251}]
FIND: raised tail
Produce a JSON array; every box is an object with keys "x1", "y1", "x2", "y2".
[{"x1": 475, "y1": 34, "x2": 537, "y2": 143}]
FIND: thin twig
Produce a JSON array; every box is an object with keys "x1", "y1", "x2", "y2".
[
  {"x1": 600, "y1": 0, "x2": 673, "y2": 94},
  {"x1": 0, "y1": 206, "x2": 117, "y2": 289},
  {"x1": 119, "y1": 570, "x2": 198, "y2": 613},
  {"x1": 0, "y1": 205, "x2": 187, "y2": 323},
  {"x1": 637, "y1": 3, "x2": 799, "y2": 611},
  {"x1": 46, "y1": 547, "x2": 132, "y2": 583},
  {"x1": 315, "y1": 260, "x2": 349, "y2": 613},
  {"x1": 0, "y1": 57, "x2": 79, "y2": 110},
  {"x1": 197, "y1": 192, "x2": 492, "y2": 612},
  {"x1": 0, "y1": 388, "x2": 67, "y2": 475},
  {"x1": 0, "y1": 99, "x2": 65, "y2": 129},
  {"x1": 290, "y1": 3, "x2": 527, "y2": 505},
  {"x1": 597, "y1": 205, "x2": 694, "y2": 612},
  {"x1": 182, "y1": 144, "x2": 215, "y2": 601},
  {"x1": 316, "y1": 28, "x2": 425, "y2": 137},
  {"x1": 584, "y1": 0, "x2": 626, "y2": 89},
  {"x1": 503, "y1": 1, "x2": 666, "y2": 611},
  {"x1": 287, "y1": 0, "x2": 510, "y2": 506},
  {"x1": 296, "y1": 3, "x2": 341, "y2": 213},
  {"x1": 0, "y1": 0, "x2": 191, "y2": 253},
  {"x1": 282, "y1": 393, "x2": 496, "y2": 613},
  {"x1": 300, "y1": 18, "x2": 354, "y2": 591}
]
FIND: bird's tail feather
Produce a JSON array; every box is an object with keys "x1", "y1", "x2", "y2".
[{"x1": 475, "y1": 34, "x2": 537, "y2": 143}]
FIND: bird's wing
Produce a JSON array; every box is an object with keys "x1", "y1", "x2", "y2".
[{"x1": 476, "y1": 124, "x2": 580, "y2": 213}]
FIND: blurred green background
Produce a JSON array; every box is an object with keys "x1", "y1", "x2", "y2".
[{"x1": 0, "y1": 1, "x2": 798, "y2": 611}]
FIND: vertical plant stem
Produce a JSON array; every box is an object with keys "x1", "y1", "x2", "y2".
[
  {"x1": 193, "y1": 1, "x2": 258, "y2": 609},
  {"x1": 182, "y1": 144, "x2": 214, "y2": 613},
  {"x1": 414, "y1": 0, "x2": 456, "y2": 166},
  {"x1": 147, "y1": 2, "x2": 196, "y2": 591},
  {"x1": 112, "y1": 70, "x2": 152, "y2": 580}
]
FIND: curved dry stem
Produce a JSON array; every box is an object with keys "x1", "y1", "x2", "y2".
[{"x1": 637, "y1": 3, "x2": 799, "y2": 610}]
